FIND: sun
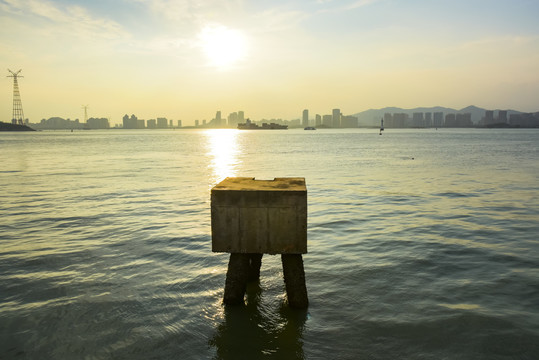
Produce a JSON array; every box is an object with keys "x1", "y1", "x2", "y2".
[{"x1": 198, "y1": 24, "x2": 248, "y2": 69}]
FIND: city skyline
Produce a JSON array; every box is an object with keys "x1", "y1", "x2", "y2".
[
  {"x1": 2, "y1": 0, "x2": 539, "y2": 125},
  {"x1": 23, "y1": 104, "x2": 539, "y2": 130}
]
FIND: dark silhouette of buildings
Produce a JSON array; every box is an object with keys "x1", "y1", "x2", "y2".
[{"x1": 86, "y1": 117, "x2": 110, "y2": 129}]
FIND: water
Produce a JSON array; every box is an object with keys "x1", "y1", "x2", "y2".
[{"x1": 1, "y1": 128, "x2": 538, "y2": 359}]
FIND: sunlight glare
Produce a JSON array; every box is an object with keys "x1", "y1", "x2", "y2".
[
  {"x1": 198, "y1": 25, "x2": 248, "y2": 69},
  {"x1": 205, "y1": 129, "x2": 241, "y2": 184}
]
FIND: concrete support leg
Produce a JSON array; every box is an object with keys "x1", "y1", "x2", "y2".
[
  {"x1": 223, "y1": 253, "x2": 250, "y2": 305},
  {"x1": 247, "y1": 254, "x2": 263, "y2": 282},
  {"x1": 281, "y1": 254, "x2": 309, "y2": 308}
]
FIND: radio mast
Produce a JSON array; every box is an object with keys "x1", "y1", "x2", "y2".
[{"x1": 7, "y1": 69, "x2": 25, "y2": 125}]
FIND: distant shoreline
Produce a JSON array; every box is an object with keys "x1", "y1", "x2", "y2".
[{"x1": 0, "y1": 121, "x2": 36, "y2": 131}]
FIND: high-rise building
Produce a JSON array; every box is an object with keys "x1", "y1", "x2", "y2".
[
  {"x1": 384, "y1": 113, "x2": 393, "y2": 128},
  {"x1": 315, "y1": 114, "x2": 322, "y2": 126},
  {"x1": 228, "y1": 112, "x2": 238, "y2": 127},
  {"x1": 238, "y1": 111, "x2": 244, "y2": 124},
  {"x1": 341, "y1": 115, "x2": 358, "y2": 128},
  {"x1": 322, "y1": 115, "x2": 333, "y2": 127},
  {"x1": 484, "y1": 110, "x2": 494, "y2": 125},
  {"x1": 215, "y1": 111, "x2": 222, "y2": 127},
  {"x1": 498, "y1": 110, "x2": 508, "y2": 124},
  {"x1": 445, "y1": 113, "x2": 456, "y2": 127},
  {"x1": 425, "y1": 113, "x2": 432, "y2": 127},
  {"x1": 86, "y1": 118, "x2": 110, "y2": 129},
  {"x1": 393, "y1": 113, "x2": 408, "y2": 128},
  {"x1": 455, "y1": 113, "x2": 472, "y2": 127},
  {"x1": 177, "y1": 120, "x2": 182, "y2": 127},
  {"x1": 302, "y1": 109, "x2": 309, "y2": 127},
  {"x1": 157, "y1": 117, "x2": 168, "y2": 128},
  {"x1": 123, "y1": 114, "x2": 138, "y2": 129},
  {"x1": 332, "y1": 109, "x2": 341, "y2": 128},
  {"x1": 509, "y1": 113, "x2": 539, "y2": 127},
  {"x1": 433, "y1": 112, "x2": 444, "y2": 127},
  {"x1": 412, "y1": 112, "x2": 424, "y2": 127}
]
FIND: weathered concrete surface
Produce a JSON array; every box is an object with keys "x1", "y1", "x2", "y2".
[
  {"x1": 211, "y1": 177, "x2": 307, "y2": 254},
  {"x1": 282, "y1": 254, "x2": 309, "y2": 308},
  {"x1": 223, "y1": 253, "x2": 264, "y2": 305},
  {"x1": 247, "y1": 254, "x2": 263, "y2": 282},
  {"x1": 223, "y1": 253, "x2": 250, "y2": 305}
]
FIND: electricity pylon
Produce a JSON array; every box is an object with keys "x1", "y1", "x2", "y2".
[
  {"x1": 82, "y1": 104, "x2": 89, "y2": 123},
  {"x1": 7, "y1": 69, "x2": 25, "y2": 125}
]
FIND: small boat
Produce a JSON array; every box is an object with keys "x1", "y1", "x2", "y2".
[
  {"x1": 379, "y1": 118, "x2": 384, "y2": 135},
  {"x1": 304, "y1": 126, "x2": 316, "y2": 130}
]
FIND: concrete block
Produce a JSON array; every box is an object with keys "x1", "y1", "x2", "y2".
[{"x1": 211, "y1": 177, "x2": 307, "y2": 254}]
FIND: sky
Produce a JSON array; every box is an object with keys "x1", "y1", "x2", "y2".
[{"x1": 1, "y1": 0, "x2": 539, "y2": 125}]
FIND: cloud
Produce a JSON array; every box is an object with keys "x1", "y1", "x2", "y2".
[
  {"x1": 132, "y1": 0, "x2": 245, "y2": 26},
  {"x1": 345, "y1": 0, "x2": 380, "y2": 10},
  {"x1": 314, "y1": 0, "x2": 381, "y2": 13},
  {"x1": 252, "y1": 7, "x2": 310, "y2": 32},
  {"x1": 1, "y1": 0, "x2": 129, "y2": 40}
]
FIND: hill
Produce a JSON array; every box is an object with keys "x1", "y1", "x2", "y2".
[{"x1": 0, "y1": 121, "x2": 36, "y2": 131}]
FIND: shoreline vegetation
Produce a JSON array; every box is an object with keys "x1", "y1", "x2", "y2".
[{"x1": 0, "y1": 121, "x2": 35, "y2": 131}]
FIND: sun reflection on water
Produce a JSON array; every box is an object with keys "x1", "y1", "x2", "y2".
[{"x1": 205, "y1": 129, "x2": 241, "y2": 185}]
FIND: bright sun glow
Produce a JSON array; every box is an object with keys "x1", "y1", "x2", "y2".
[
  {"x1": 206, "y1": 129, "x2": 240, "y2": 184},
  {"x1": 199, "y1": 25, "x2": 248, "y2": 69}
]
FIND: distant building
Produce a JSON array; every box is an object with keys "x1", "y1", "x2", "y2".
[
  {"x1": 177, "y1": 120, "x2": 182, "y2": 127},
  {"x1": 444, "y1": 113, "x2": 456, "y2": 127},
  {"x1": 195, "y1": 120, "x2": 200, "y2": 127},
  {"x1": 86, "y1": 117, "x2": 110, "y2": 129},
  {"x1": 425, "y1": 112, "x2": 432, "y2": 127},
  {"x1": 215, "y1": 111, "x2": 222, "y2": 127},
  {"x1": 383, "y1": 113, "x2": 392, "y2": 128},
  {"x1": 341, "y1": 115, "x2": 358, "y2": 128},
  {"x1": 34, "y1": 117, "x2": 82, "y2": 130},
  {"x1": 147, "y1": 119, "x2": 156, "y2": 128},
  {"x1": 509, "y1": 113, "x2": 539, "y2": 127},
  {"x1": 123, "y1": 114, "x2": 138, "y2": 129},
  {"x1": 392, "y1": 113, "x2": 408, "y2": 128},
  {"x1": 289, "y1": 119, "x2": 301, "y2": 126},
  {"x1": 412, "y1": 112, "x2": 424, "y2": 127},
  {"x1": 498, "y1": 110, "x2": 508, "y2": 124},
  {"x1": 238, "y1": 111, "x2": 245, "y2": 124},
  {"x1": 457, "y1": 113, "x2": 472, "y2": 127},
  {"x1": 484, "y1": 110, "x2": 494, "y2": 126},
  {"x1": 137, "y1": 119, "x2": 145, "y2": 129},
  {"x1": 315, "y1": 114, "x2": 321, "y2": 126},
  {"x1": 228, "y1": 112, "x2": 238, "y2": 127},
  {"x1": 156, "y1": 117, "x2": 168, "y2": 128},
  {"x1": 332, "y1": 109, "x2": 341, "y2": 128},
  {"x1": 302, "y1": 109, "x2": 309, "y2": 127},
  {"x1": 433, "y1": 112, "x2": 444, "y2": 127},
  {"x1": 322, "y1": 114, "x2": 333, "y2": 127}
]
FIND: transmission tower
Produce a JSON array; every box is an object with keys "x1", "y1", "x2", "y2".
[
  {"x1": 7, "y1": 69, "x2": 25, "y2": 125},
  {"x1": 82, "y1": 104, "x2": 89, "y2": 123}
]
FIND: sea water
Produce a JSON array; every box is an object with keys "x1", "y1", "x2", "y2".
[{"x1": 1, "y1": 128, "x2": 538, "y2": 359}]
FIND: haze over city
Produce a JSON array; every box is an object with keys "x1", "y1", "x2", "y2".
[{"x1": 2, "y1": 0, "x2": 539, "y2": 126}]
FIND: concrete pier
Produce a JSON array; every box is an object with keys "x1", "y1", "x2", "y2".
[{"x1": 211, "y1": 177, "x2": 308, "y2": 308}]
